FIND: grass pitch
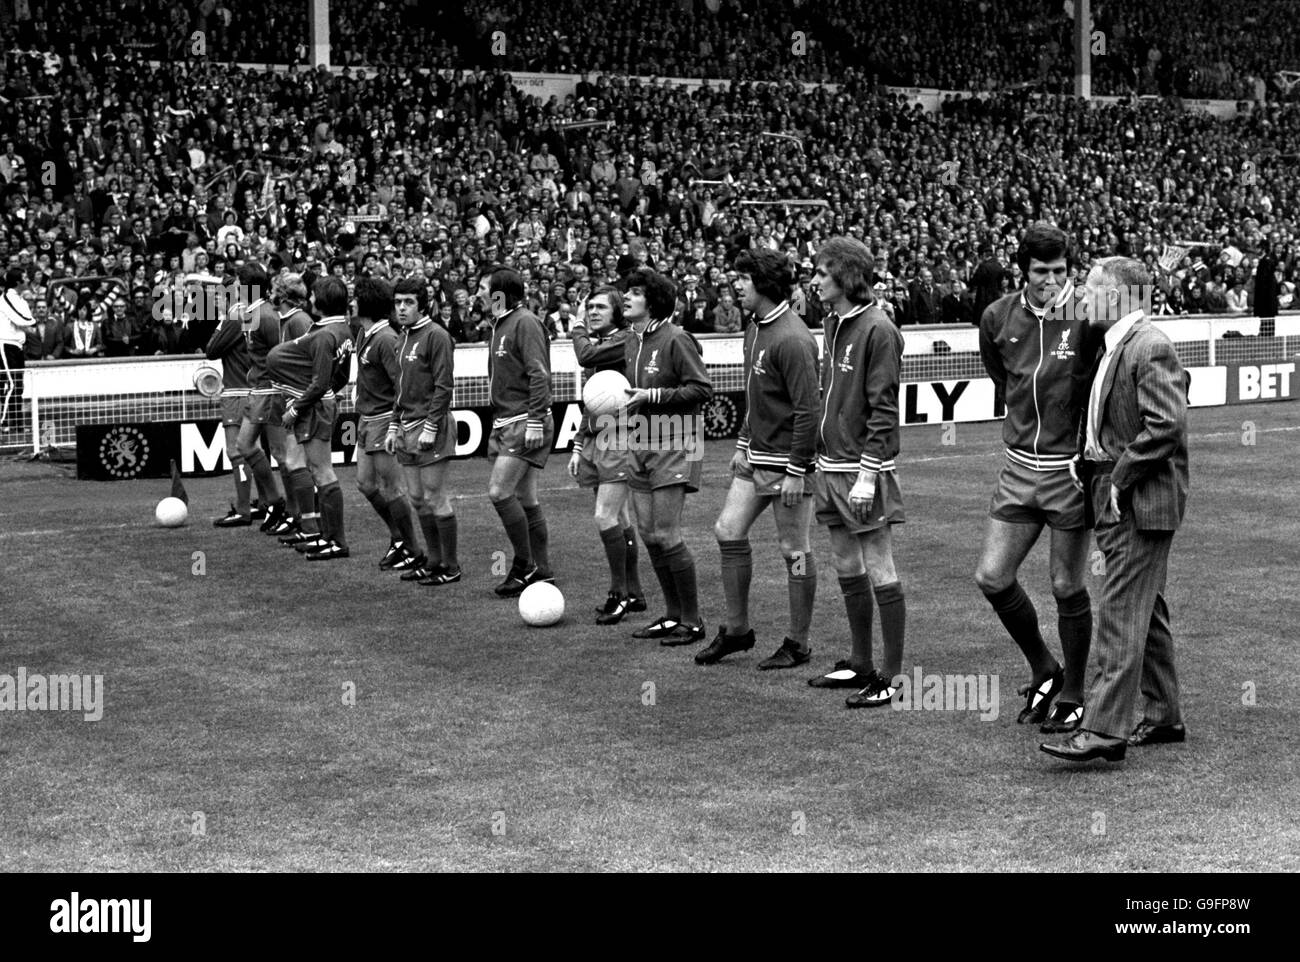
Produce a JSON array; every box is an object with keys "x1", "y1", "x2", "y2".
[{"x1": 1, "y1": 404, "x2": 1296, "y2": 872}]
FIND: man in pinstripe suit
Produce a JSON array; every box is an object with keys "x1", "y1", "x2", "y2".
[{"x1": 1042, "y1": 258, "x2": 1189, "y2": 763}]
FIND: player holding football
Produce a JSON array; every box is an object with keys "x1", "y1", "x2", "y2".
[
  {"x1": 697, "y1": 249, "x2": 820, "y2": 668},
  {"x1": 620, "y1": 267, "x2": 714, "y2": 646},
  {"x1": 267, "y1": 276, "x2": 354, "y2": 561},
  {"x1": 385, "y1": 277, "x2": 461, "y2": 585},
  {"x1": 975, "y1": 222, "x2": 1097, "y2": 733},
  {"x1": 805, "y1": 237, "x2": 910, "y2": 708},
  {"x1": 352, "y1": 276, "x2": 424, "y2": 571},
  {"x1": 481, "y1": 266, "x2": 555, "y2": 597},
  {"x1": 567, "y1": 286, "x2": 646, "y2": 624}
]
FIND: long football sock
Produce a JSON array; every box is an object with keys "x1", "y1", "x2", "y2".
[
  {"x1": 230, "y1": 456, "x2": 252, "y2": 515},
  {"x1": 873, "y1": 581, "x2": 906, "y2": 679},
  {"x1": 840, "y1": 574, "x2": 875, "y2": 674},
  {"x1": 279, "y1": 464, "x2": 299, "y2": 517},
  {"x1": 786, "y1": 551, "x2": 817, "y2": 648},
  {"x1": 418, "y1": 508, "x2": 442, "y2": 568},
  {"x1": 523, "y1": 504, "x2": 551, "y2": 575},
  {"x1": 491, "y1": 495, "x2": 532, "y2": 568},
  {"x1": 289, "y1": 467, "x2": 318, "y2": 534},
  {"x1": 364, "y1": 490, "x2": 399, "y2": 540},
  {"x1": 387, "y1": 496, "x2": 419, "y2": 551},
  {"x1": 436, "y1": 514, "x2": 459, "y2": 570},
  {"x1": 600, "y1": 524, "x2": 628, "y2": 596},
  {"x1": 663, "y1": 542, "x2": 700, "y2": 626},
  {"x1": 717, "y1": 538, "x2": 753, "y2": 635},
  {"x1": 319, "y1": 481, "x2": 345, "y2": 548},
  {"x1": 245, "y1": 448, "x2": 282, "y2": 505},
  {"x1": 623, "y1": 526, "x2": 645, "y2": 598},
  {"x1": 983, "y1": 580, "x2": 1055, "y2": 679},
  {"x1": 644, "y1": 542, "x2": 680, "y2": 622},
  {"x1": 1056, "y1": 589, "x2": 1093, "y2": 703}
]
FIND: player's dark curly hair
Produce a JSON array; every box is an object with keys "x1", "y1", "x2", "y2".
[
  {"x1": 236, "y1": 262, "x2": 271, "y2": 305},
  {"x1": 815, "y1": 236, "x2": 874, "y2": 304},
  {"x1": 355, "y1": 276, "x2": 394, "y2": 322},
  {"x1": 393, "y1": 276, "x2": 429, "y2": 313},
  {"x1": 618, "y1": 267, "x2": 677, "y2": 322},
  {"x1": 1016, "y1": 222, "x2": 1071, "y2": 273},
  {"x1": 312, "y1": 275, "x2": 349, "y2": 317},
  {"x1": 481, "y1": 265, "x2": 525, "y2": 311},
  {"x1": 734, "y1": 248, "x2": 796, "y2": 305}
]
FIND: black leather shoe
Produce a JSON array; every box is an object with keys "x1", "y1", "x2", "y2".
[
  {"x1": 595, "y1": 593, "x2": 630, "y2": 625},
  {"x1": 661, "y1": 622, "x2": 706, "y2": 647},
  {"x1": 495, "y1": 565, "x2": 538, "y2": 598},
  {"x1": 631, "y1": 616, "x2": 680, "y2": 639},
  {"x1": 401, "y1": 563, "x2": 434, "y2": 582},
  {"x1": 213, "y1": 506, "x2": 252, "y2": 528},
  {"x1": 390, "y1": 551, "x2": 425, "y2": 572},
  {"x1": 294, "y1": 537, "x2": 329, "y2": 554},
  {"x1": 266, "y1": 516, "x2": 298, "y2": 537},
  {"x1": 845, "y1": 669, "x2": 901, "y2": 709},
  {"x1": 625, "y1": 596, "x2": 648, "y2": 613},
  {"x1": 305, "y1": 541, "x2": 350, "y2": 561},
  {"x1": 757, "y1": 638, "x2": 812, "y2": 670},
  {"x1": 1039, "y1": 701, "x2": 1085, "y2": 734},
  {"x1": 419, "y1": 565, "x2": 463, "y2": 586},
  {"x1": 808, "y1": 660, "x2": 872, "y2": 689},
  {"x1": 1018, "y1": 666, "x2": 1064, "y2": 725},
  {"x1": 694, "y1": 627, "x2": 754, "y2": 663},
  {"x1": 379, "y1": 542, "x2": 407, "y2": 569},
  {"x1": 258, "y1": 503, "x2": 287, "y2": 533},
  {"x1": 249, "y1": 502, "x2": 268, "y2": 522},
  {"x1": 1040, "y1": 729, "x2": 1127, "y2": 762},
  {"x1": 279, "y1": 529, "x2": 315, "y2": 546},
  {"x1": 1128, "y1": 721, "x2": 1186, "y2": 747}
]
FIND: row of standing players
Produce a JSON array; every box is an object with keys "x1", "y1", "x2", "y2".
[{"x1": 204, "y1": 229, "x2": 1190, "y2": 761}]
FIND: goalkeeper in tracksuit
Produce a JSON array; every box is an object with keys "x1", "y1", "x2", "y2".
[{"x1": 568, "y1": 285, "x2": 646, "y2": 624}]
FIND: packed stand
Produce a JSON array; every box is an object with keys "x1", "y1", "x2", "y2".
[{"x1": 2, "y1": 47, "x2": 1299, "y2": 363}]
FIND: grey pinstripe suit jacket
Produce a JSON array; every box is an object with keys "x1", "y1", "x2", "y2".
[{"x1": 1081, "y1": 319, "x2": 1190, "y2": 532}]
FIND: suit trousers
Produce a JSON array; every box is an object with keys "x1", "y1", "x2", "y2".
[{"x1": 1086, "y1": 473, "x2": 1182, "y2": 738}]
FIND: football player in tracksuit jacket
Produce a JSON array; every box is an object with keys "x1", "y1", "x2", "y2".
[
  {"x1": 233, "y1": 263, "x2": 291, "y2": 532},
  {"x1": 384, "y1": 277, "x2": 461, "y2": 586},
  {"x1": 619, "y1": 267, "x2": 714, "y2": 647},
  {"x1": 0, "y1": 269, "x2": 34, "y2": 436},
  {"x1": 266, "y1": 273, "x2": 319, "y2": 539},
  {"x1": 479, "y1": 266, "x2": 555, "y2": 598},
  {"x1": 266, "y1": 275, "x2": 354, "y2": 561},
  {"x1": 205, "y1": 288, "x2": 256, "y2": 527},
  {"x1": 350, "y1": 276, "x2": 424, "y2": 574},
  {"x1": 975, "y1": 222, "x2": 1099, "y2": 735},
  {"x1": 807, "y1": 236, "x2": 910, "y2": 709},
  {"x1": 698, "y1": 249, "x2": 821, "y2": 670},
  {"x1": 567, "y1": 285, "x2": 646, "y2": 624}
]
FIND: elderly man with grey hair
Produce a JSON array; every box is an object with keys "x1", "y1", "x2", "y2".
[{"x1": 1043, "y1": 257, "x2": 1190, "y2": 764}]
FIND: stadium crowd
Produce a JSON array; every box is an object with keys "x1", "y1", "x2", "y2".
[
  {"x1": 2, "y1": 3, "x2": 1299, "y2": 362},
  {"x1": 6, "y1": 0, "x2": 1298, "y2": 99}
]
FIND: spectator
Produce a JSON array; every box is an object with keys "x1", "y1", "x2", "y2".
[
  {"x1": 1255, "y1": 241, "x2": 1279, "y2": 336},
  {"x1": 24, "y1": 298, "x2": 64, "y2": 360},
  {"x1": 712, "y1": 290, "x2": 742, "y2": 333},
  {"x1": 63, "y1": 298, "x2": 105, "y2": 358},
  {"x1": 908, "y1": 267, "x2": 939, "y2": 325}
]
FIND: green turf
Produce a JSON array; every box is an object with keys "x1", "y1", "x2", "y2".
[{"x1": 1, "y1": 403, "x2": 1297, "y2": 872}]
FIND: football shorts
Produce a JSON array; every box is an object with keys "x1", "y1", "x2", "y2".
[
  {"x1": 814, "y1": 469, "x2": 905, "y2": 533},
  {"x1": 988, "y1": 455, "x2": 1085, "y2": 530}
]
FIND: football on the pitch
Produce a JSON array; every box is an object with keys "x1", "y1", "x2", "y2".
[
  {"x1": 154, "y1": 497, "x2": 189, "y2": 528},
  {"x1": 581, "y1": 369, "x2": 631, "y2": 419},
  {"x1": 519, "y1": 582, "x2": 565, "y2": 627}
]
